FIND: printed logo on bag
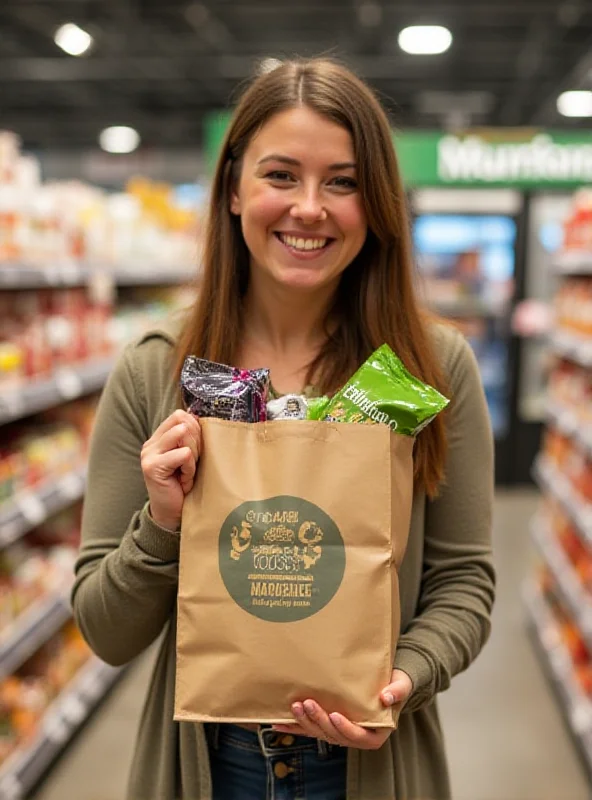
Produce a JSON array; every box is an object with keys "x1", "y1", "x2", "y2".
[{"x1": 219, "y1": 496, "x2": 346, "y2": 622}]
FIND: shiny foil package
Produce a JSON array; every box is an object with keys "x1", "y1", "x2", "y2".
[{"x1": 181, "y1": 356, "x2": 270, "y2": 423}]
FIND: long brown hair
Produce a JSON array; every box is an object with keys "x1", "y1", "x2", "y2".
[{"x1": 176, "y1": 58, "x2": 449, "y2": 497}]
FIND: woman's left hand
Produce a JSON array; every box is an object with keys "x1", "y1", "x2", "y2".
[{"x1": 272, "y1": 669, "x2": 413, "y2": 750}]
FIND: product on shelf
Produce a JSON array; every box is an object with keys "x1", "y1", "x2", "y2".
[
  {"x1": 0, "y1": 287, "x2": 113, "y2": 387},
  {"x1": 543, "y1": 498, "x2": 592, "y2": 591},
  {"x1": 0, "y1": 130, "x2": 202, "y2": 270},
  {"x1": 0, "y1": 400, "x2": 97, "y2": 507},
  {"x1": 0, "y1": 622, "x2": 91, "y2": 763},
  {"x1": 554, "y1": 278, "x2": 592, "y2": 339},
  {"x1": 541, "y1": 428, "x2": 592, "y2": 503},
  {"x1": 548, "y1": 360, "x2": 592, "y2": 429},
  {"x1": 0, "y1": 540, "x2": 76, "y2": 634},
  {"x1": 538, "y1": 568, "x2": 592, "y2": 692},
  {"x1": 561, "y1": 189, "x2": 592, "y2": 254}
]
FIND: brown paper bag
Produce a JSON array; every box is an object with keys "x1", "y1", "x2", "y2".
[{"x1": 174, "y1": 417, "x2": 414, "y2": 728}]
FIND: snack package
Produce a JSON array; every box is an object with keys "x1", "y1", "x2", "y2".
[
  {"x1": 305, "y1": 396, "x2": 331, "y2": 421},
  {"x1": 321, "y1": 344, "x2": 449, "y2": 436},
  {"x1": 181, "y1": 356, "x2": 270, "y2": 423},
  {"x1": 266, "y1": 395, "x2": 308, "y2": 421}
]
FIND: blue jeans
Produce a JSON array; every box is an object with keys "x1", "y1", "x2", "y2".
[{"x1": 206, "y1": 724, "x2": 347, "y2": 800}]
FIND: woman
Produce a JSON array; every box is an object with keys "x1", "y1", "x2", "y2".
[{"x1": 72, "y1": 58, "x2": 495, "y2": 800}]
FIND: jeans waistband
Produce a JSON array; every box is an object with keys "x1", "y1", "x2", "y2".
[{"x1": 206, "y1": 723, "x2": 336, "y2": 759}]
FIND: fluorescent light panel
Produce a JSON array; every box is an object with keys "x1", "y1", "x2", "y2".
[
  {"x1": 398, "y1": 25, "x2": 452, "y2": 55},
  {"x1": 99, "y1": 126, "x2": 141, "y2": 154},
  {"x1": 557, "y1": 90, "x2": 592, "y2": 118},
  {"x1": 54, "y1": 23, "x2": 93, "y2": 56}
]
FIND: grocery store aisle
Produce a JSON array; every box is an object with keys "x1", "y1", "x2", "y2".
[{"x1": 33, "y1": 490, "x2": 589, "y2": 800}]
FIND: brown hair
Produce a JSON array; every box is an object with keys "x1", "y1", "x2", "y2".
[{"x1": 176, "y1": 58, "x2": 448, "y2": 497}]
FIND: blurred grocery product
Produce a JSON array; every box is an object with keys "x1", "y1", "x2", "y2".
[
  {"x1": 0, "y1": 130, "x2": 201, "y2": 271},
  {"x1": 562, "y1": 189, "x2": 592, "y2": 255},
  {"x1": 555, "y1": 278, "x2": 592, "y2": 340},
  {"x1": 0, "y1": 622, "x2": 91, "y2": 764}
]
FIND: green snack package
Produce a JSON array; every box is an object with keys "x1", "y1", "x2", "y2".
[
  {"x1": 321, "y1": 344, "x2": 449, "y2": 436},
  {"x1": 306, "y1": 395, "x2": 332, "y2": 421}
]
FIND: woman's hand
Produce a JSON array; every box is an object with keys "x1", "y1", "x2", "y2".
[
  {"x1": 140, "y1": 409, "x2": 202, "y2": 532},
  {"x1": 272, "y1": 669, "x2": 413, "y2": 750}
]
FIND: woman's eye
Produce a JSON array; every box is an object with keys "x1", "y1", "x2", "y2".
[
  {"x1": 266, "y1": 171, "x2": 295, "y2": 183},
  {"x1": 330, "y1": 176, "x2": 358, "y2": 190}
]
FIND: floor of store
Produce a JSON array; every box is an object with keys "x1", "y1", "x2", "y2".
[{"x1": 31, "y1": 489, "x2": 589, "y2": 800}]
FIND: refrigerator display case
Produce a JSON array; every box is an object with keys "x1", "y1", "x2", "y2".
[{"x1": 410, "y1": 189, "x2": 524, "y2": 484}]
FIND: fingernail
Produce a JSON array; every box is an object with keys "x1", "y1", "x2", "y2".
[
  {"x1": 383, "y1": 692, "x2": 395, "y2": 706},
  {"x1": 303, "y1": 700, "x2": 315, "y2": 715},
  {"x1": 329, "y1": 713, "x2": 341, "y2": 725},
  {"x1": 292, "y1": 703, "x2": 304, "y2": 717}
]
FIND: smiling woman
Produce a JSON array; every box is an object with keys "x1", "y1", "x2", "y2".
[
  {"x1": 177, "y1": 58, "x2": 449, "y2": 493},
  {"x1": 72, "y1": 57, "x2": 495, "y2": 800}
]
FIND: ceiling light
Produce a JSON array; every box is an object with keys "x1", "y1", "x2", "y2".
[
  {"x1": 398, "y1": 25, "x2": 452, "y2": 55},
  {"x1": 99, "y1": 126, "x2": 141, "y2": 154},
  {"x1": 54, "y1": 23, "x2": 93, "y2": 56},
  {"x1": 557, "y1": 90, "x2": 592, "y2": 117}
]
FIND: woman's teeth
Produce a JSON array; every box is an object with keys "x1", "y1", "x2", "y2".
[{"x1": 278, "y1": 234, "x2": 328, "y2": 251}]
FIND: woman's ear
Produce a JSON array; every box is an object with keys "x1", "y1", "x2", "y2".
[{"x1": 230, "y1": 190, "x2": 241, "y2": 216}]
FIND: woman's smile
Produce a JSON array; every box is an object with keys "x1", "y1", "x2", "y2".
[{"x1": 273, "y1": 231, "x2": 336, "y2": 261}]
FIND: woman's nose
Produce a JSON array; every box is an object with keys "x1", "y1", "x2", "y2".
[{"x1": 289, "y1": 186, "x2": 327, "y2": 223}]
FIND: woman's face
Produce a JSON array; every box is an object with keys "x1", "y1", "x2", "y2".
[{"x1": 230, "y1": 106, "x2": 367, "y2": 294}]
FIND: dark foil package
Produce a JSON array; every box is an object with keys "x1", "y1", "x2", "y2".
[{"x1": 181, "y1": 356, "x2": 270, "y2": 422}]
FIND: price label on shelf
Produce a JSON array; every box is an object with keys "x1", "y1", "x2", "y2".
[
  {"x1": 80, "y1": 668, "x2": 106, "y2": 701},
  {"x1": 16, "y1": 493, "x2": 46, "y2": 527},
  {"x1": 571, "y1": 704, "x2": 592, "y2": 734},
  {"x1": 0, "y1": 519, "x2": 22, "y2": 547},
  {"x1": 44, "y1": 265, "x2": 60, "y2": 285},
  {"x1": 59, "y1": 263, "x2": 82, "y2": 284},
  {"x1": 57, "y1": 472, "x2": 84, "y2": 500},
  {"x1": 0, "y1": 391, "x2": 24, "y2": 422},
  {"x1": 60, "y1": 693, "x2": 87, "y2": 725},
  {"x1": 54, "y1": 369, "x2": 83, "y2": 400},
  {"x1": 44, "y1": 710, "x2": 71, "y2": 745},
  {"x1": 88, "y1": 270, "x2": 116, "y2": 306},
  {"x1": 0, "y1": 773, "x2": 24, "y2": 800}
]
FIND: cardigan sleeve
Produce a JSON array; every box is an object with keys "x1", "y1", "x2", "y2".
[
  {"x1": 71, "y1": 341, "x2": 181, "y2": 667},
  {"x1": 394, "y1": 330, "x2": 496, "y2": 712}
]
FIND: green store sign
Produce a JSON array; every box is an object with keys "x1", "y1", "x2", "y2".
[{"x1": 204, "y1": 112, "x2": 592, "y2": 188}]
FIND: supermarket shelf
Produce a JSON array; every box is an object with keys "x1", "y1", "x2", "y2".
[
  {"x1": 0, "y1": 656, "x2": 123, "y2": 800},
  {"x1": 533, "y1": 457, "x2": 592, "y2": 546},
  {"x1": 111, "y1": 266, "x2": 195, "y2": 286},
  {"x1": 530, "y1": 516, "x2": 592, "y2": 644},
  {"x1": 546, "y1": 400, "x2": 592, "y2": 460},
  {"x1": 0, "y1": 357, "x2": 114, "y2": 425},
  {"x1": 0, "y1": 264, "x2": 194, "y2": 290},
  {"x1": 524, "y1": 580, "x2": 592, "y2": 779},
  {"x1": 554, "y1": 252, "x2": 592, "y2": 276},
  {"x1": 430, "y1": 297, "x2": 506, "y2": 319},
  {"x1": 0, "y1": 466, "x2": 86, "y2": 548},
  {"x1": 0, "y1": 593, "x2": 72, "y2": 682},
  {"x1": 0, "y1": 265, "x2": 89, "y2": 289},
  {"x1": 549, "y1": 329, "x2": 592, "y2": 369}
]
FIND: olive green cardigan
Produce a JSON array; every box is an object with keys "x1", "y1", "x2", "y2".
[{"x1": 72, "y1": 318, "x2": 495, "y2": 800}]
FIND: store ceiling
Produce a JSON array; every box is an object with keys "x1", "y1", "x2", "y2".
[{"x1": 1, "y1": 0, "x2": 592, "y2": 149}]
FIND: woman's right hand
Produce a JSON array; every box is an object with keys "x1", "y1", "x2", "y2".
[{"x1": 141, "y1": 409, "x2": 202, "y2": 532}]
